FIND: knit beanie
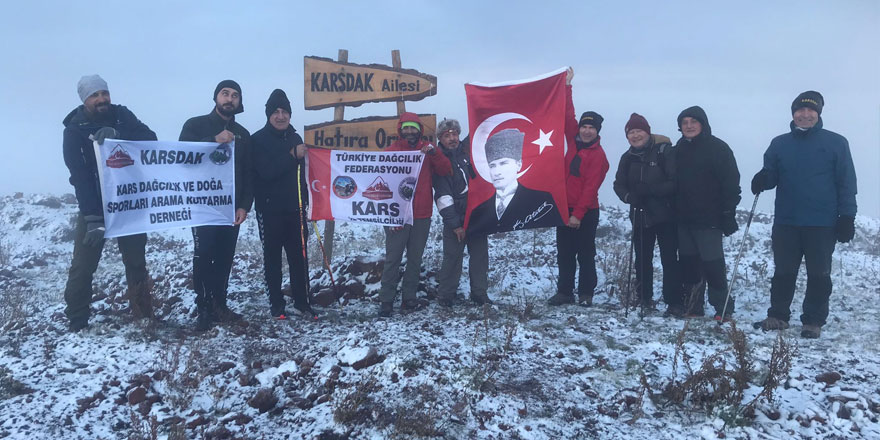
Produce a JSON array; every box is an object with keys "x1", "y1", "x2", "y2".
[
  {"x1": 625, "y1": 113, "x2": 651, "y2": 135},
  {"x1": 791, "y1": 90, "x2": 824, "y2": 115},
  {"x1": 213, "y1": 79, "x2": 244, "y2": 114},
  {"x1": 265, "y1": 89, "x2": 291, "y2": 119},
  {"x1": 485, "y1": 129, "x2": 524, "y2": 162},
  {"x1": 77, "y1": 75, "x2": 108, "y2": 102},
  {"x1": 578, "y1": 111, "x2": 603, "y2": 132}
]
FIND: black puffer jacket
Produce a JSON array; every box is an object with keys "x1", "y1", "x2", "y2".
[
  {"x1": 432, "y1": 137, "x2": 474, "y2": 230},
  {"x1": 613, "y1": 134, "x2": 675, "y2": 227},
  {"x1": 179, "y1": 110, "x2": 254, "y2": 212},
  {"x1": 674, "y1": 106, "x2": 741, "y2": 228},
  {"x1": 250, "y1": 123, "x2": 308, "y2": 214},
  {"x1": 62, "y1": 104, "x2": 157, "y2": 216}
]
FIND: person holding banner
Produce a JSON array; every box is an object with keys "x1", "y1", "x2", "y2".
[
  {"x1": 251, "y1": 89, "x2": 315, "y2": 319},
  {"x1": 377, "y1": 112, "x2": 451, "y2": 317},
  {"x1": 179, "y1": 79, "x2": 254, "y2": 331},
  {"x1": 433, "y1": 118, "x2": 491, "y2": 307},
  {"x1": 548, "y1": 103, "x2": 609, "y2": 307},
  {"x1": 61, "y1": 74, "x2": 158, "y2": 332}
]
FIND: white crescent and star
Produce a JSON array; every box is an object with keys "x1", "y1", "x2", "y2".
[
  {"x1": 474, "y1": 112, "x2": 557, "y2": 182},
  {"x1": 310, "y1": 179, "x2": 325, "y2": 192}
]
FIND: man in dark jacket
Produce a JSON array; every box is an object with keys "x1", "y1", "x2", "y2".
[
  {"x1": 548, "y1": 107, "x2": 609, "y2": 307},
  {"x1": 674, "y1": 106, "x2": 741, "y2": 320},
  {"x1": 433, "y1": 118, "x2": 490, "y2": 307},
  {"x1": 251, "y1": 89, "x2": 315, "y2": 319},
  {"x1": 179, "y1": 79, "x2": 254, "y2": 330},
  {"x1": 613, "y1": 113, "x2": 682, "y2": 316},
  {"x1": 751, "y1": 91, "x2": 857, "y2": 339},
  {"x1": 62, "y1": 75, "x2": 157, "y2": 332},
  {"x1": 378, "y1": 112, "x2": 452, "y2": 317}
]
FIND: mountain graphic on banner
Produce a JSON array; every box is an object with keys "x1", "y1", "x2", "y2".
[
  {"x1": 106, "y1": 145, "x2": 135, "y2": 168},
  {"x1": 363, "y1": 176, "x2": 393, "y2": 200}
]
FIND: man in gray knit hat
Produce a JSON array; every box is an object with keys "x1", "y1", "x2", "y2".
[
  {"x1": 62, "y1": 75, "x2": 158, "y2": 332},
  {"x1": 468, "y1": 128, "x2": 557, "y2": 235}
]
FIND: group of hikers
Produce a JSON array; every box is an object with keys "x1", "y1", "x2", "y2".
[{"x1": 62, "y1": 71, "x2": 857, "y2": 340}]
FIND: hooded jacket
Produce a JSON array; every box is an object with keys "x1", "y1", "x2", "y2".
[
  {"x1": 613, "y1": 134, "x2": 675, "y2": 227},
  {"x1": 62, "y1": 104, "x2": 157, "y2": 217},
  {"x1": 179, "y1": 110, "x2": 254, "y2": 212},
  {"x1": 251, "y1": 123, "x2": 308, "y2": 214},
  {"x1": 433, "y1": 136, "x2": 474, "y2": 229},
  {"x1": 385, "y1": 112, "x2": 452, "y2": 219},
  {"x1": 566, "y1": 137, "x2": 609, "y2": 220},
  {"x1": 762, "y1": 118, "x2": 857, "y2": 226},
  {"x1": 674, "y1": 106, "x2": 741, "y2": 228}
]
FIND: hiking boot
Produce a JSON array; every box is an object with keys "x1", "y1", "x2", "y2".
[
  {"x1": 195, "y1": 311, "x2": 214, "y2": 331},
  {"x1": 578, "y1": 294, "x2": 594, "y2": 307},
  {"x1": 663, "y1": 305, "x2": 686, "y2": 318},
  {"x1": 753, "y1": 317, "x2": 790, "y2": 331},
  {"x1": 270, "y1": 304, "x2": 288, "y2": 320},
  {"x1": 801, "y1": 324, "x2": 821, "y2": 339},
  {"x1": 713, "y1": 314, "x2": 733, "y2": 323},
  {"x1": 69, "y1": 319, "x2": 89, "y2": 333},
  {"x1": 547, "y1": 293, "x2": 575, "y2": 306},
  {"x1": 401, "y1": 298, "x2": 428, "y2": 312},
  {"x1": 213, "y1": 304, "x2": 243, "y2": 323},
  {"x1": 378, "y1": 302, "x2": 393, "y2": 318},
  {"x1": 641, "y1": 299, "x2": 658, "y2": 311},
  {"x1": 293, "y1": 302, "x2": 318, "y2": 319},
  {"x1": 470, "y1": 293, "x2": 493, "y2": 306}
]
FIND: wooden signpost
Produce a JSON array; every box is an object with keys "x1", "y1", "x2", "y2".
[
  {"x1": 304, "y1": 114, "x2": 436, "y2": 151},
  {"x1": 306, "y1": 50, "x2": 436, "y2": 262}
]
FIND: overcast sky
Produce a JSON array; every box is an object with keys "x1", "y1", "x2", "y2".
[{"x1": 2, "y1": 0, "x2": 878, "y2": 218}]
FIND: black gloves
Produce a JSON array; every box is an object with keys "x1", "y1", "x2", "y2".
[
  {"x1": 835, "y1": 216, "x2": 855, "y2": 243},
  {"x1": 720, "y1": 212, "x2": 738, "y2": 236},
  {"x1": 91, "y1": 127, "x2": 119, "y2": 145},
  {"x1": 751, "y1": 169, "x2": 770, "y2": 195},
  {"x1": 83, "y1": 215, "x2": 106, "y2": 247}
]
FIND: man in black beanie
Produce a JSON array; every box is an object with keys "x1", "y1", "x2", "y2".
[
  {"x1": 179, "y1": 79, "x2": 254, "y2": 331},
  {"x1": 751, "y1": 91, "x2": 857, "y2": 339},
  {"x1": 251, "y1": 89, "x2": 316, "y2": 319}
]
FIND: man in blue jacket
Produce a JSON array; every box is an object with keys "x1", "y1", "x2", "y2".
[
  {"x1": 62, "y1": 75, "x2": 157, "y2": 332},
  {"x1": 751, "y1": 91, "x2": 857, "y2": 339}
]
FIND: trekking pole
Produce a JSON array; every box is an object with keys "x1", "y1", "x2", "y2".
[
  {"x1": 624, "y1": 214, "x2": 635, "y2": 318},
  {"x1": 296, "y1": 167, "x2": 316, "y2": 312},
  {"x1": 638, "y1": 208, "x2": 646, "y2": 320},
  {"x1": 718, "y1": 194, "x2": 760, "y2": 325}
]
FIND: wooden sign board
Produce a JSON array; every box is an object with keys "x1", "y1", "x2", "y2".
[
  {"x1": 304, "y1": 56, "x2": 437, "y2": 110},
  {"x1": 305, "y1": 114, "x2": 436, "y2": 151}
]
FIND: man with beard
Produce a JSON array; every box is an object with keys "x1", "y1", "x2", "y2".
[
  {"x1": 62, "y1": 75, "x2": 157, "y2": 332},
  {"x1": 674, "y1": 106, "x2": 741, "y2": 321},
  {"x1": 179, "y1": 80, "x2": 254, "y2": 331},
  {"x1": 433, "y1": 118, "x2": 490, "y2": 307},
  {"x1": 251, "y1": 89, "x2": 316, "y2": 319},
  {"x1": 377, "y1": 112, "x2": 451, "y2": 317},
  {"x1": 751, "y1": 91, "x2": 857, "y2": 339}
]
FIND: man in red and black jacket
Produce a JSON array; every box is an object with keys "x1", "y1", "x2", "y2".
[
  {"x1": 549, "y1": 84, "x2": 610, "y2": 306},
  {"x1": 377, "y1": 112, "x2": 451, "y2": 317}
]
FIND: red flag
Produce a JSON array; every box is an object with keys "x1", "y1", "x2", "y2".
[
  {"x1": 464, "y1": 68, "x2": 571, "y2": 235},
  {"x1": 306, "y1": 149, "x2": 333, "y2": 221}
]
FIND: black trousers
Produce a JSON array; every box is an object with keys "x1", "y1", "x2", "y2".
[
  {"x1": 556, "y1": 209, "x2": 599, "y2": 297},
  {"x1": 769, "y1": 225, "x2": 836, "y2": 326},
  {"x1": 256, "y1": 211, "x2": 309, "y2": 309},
  {"x1": 191, "y1": 225, "x2": 240, "y2": 310},
  {"x1": 633, "y1": 220, "x2": 681, "y2": 306}
]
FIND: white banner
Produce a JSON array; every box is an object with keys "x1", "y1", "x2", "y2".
[
  {"x1": 94, "y1": 139, "x2": 236, "y2": 238},
  {"x1": 307, "y1": 149, "x2": 424, "y2": 226}
]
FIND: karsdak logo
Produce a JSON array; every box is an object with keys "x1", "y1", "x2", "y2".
[
  {"x1": 209, "y1": 144, "x2": 232, "y2": 165},
  {"x1": 398, "y1": 177, "x2": 416, "y2": 201},
  {"x1": 332, "y1": 176, "x2": 357, "y2": 199},
  {"x1": 106, "y1": 144, "x2": 135, "y2": 168},
  {"x1": 363, "y1": 176, "x2": 393, "y2": 200}
]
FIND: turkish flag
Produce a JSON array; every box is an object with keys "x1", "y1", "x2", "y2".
[{"x1": 464, "y1": 68, "x2": 574, "y2": 236}]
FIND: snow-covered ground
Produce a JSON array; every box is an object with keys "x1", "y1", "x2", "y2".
[{"x1": 0, "y1": 192, "x2": 878, "y2": 439}]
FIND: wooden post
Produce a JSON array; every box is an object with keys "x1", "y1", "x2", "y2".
[
  {"x1": 322, "y1": 49, "x2": 348, "y2": 263},
  {"x1": 391, "y1": 50, "x2": 406, "y2": 116}
]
